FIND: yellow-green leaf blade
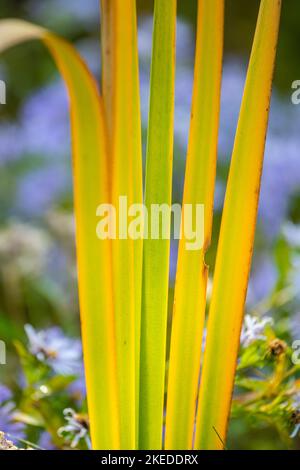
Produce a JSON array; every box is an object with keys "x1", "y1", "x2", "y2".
[
  {"x1": 195, "y1": 0, "x2": 282, "y2": 450},
  {"x1": 139, "y1": 0, "x2": 177, "y2": 450},
  {"x1": 100, "y1": 0, "x2": 143, "y2": 449},
  {"x1": 165, "y1": 0, "x2": 224, "y2": 450},
  {"x1": 0, "y1": 19, "x2": 120, "y2": 450}
]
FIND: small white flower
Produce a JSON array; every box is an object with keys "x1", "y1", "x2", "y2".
[
  {"x1": 292, "y1": 392, "x2": 300, "y2": 409},
  {"x1": 58, "y1": 408, "x2": 90, "y2": 449},
  {"x1": 283, "y1": 222, "x2": 300, "y2": 247},
  {"x1": 290, "y1": 395, "x2": 300, "y2": 439},
  {"x1": 240, "y1": 315, "x2": 273, "y2": 347},
  {"x1": 290, "y1": 423, "x2": 300, "y2": 439}
]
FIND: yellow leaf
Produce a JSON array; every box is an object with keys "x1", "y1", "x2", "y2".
[
  {"x1": 100, "y1": 0, "x2": 143, "y2": 449},
  {"x1": 195, "y1": 0, "x2": 282, "y2": 450},
  {"x1": 165, "y1": 0, "x2": 224, "y2": 450},
  {"x1": 0, "y1": 19, "x2": 120, "y2": 450}
]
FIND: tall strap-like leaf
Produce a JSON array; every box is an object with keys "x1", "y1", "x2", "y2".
[
  {"x1": 165, "y1": 0, "x2": 224, "y2": 450},
  {"x1": 195, "y1": 0, "x2": 282, "y2": 450},
  {"x1": 100, "y1": 0, "x2": 143, "y2": 449},
  {"x1": 0, "y1": 19, "x2": 120, "y2": 450},
  {"x1": 139, "y1": 0, "x2": 176, "y2": 450}
]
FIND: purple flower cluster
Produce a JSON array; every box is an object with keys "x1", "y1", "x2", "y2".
[
  {"x1": 0, "y1": 81, "x2": 71, "y2": 216},
  {"x1": 0, "y1": 385, "x2": 24, "y2": 440}
]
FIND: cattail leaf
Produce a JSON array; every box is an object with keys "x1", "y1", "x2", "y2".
[
  {"x1": 100, "y1": 0, "x2": 143, "y2": 449},
  {"x1": 195, "y1": 0, "x2": 282, "y2": 450},
  {"x1": 0, "y1": 19, "x2": 120, "y2": 450},
  {"x1": 165, "y1": 0, "x2": 224, "y2": 450},
  {"x1": 139, "y1": 0, "x2": 176, "y2": 450}
]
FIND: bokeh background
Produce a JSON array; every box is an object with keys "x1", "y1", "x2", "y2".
[{"x1": 0, "y1": 0, "x2": 300, "y2": 450}]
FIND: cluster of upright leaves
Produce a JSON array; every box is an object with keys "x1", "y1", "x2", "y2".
[{"x1": 0, "y1": 0, "x2": 283, "y2": 450}]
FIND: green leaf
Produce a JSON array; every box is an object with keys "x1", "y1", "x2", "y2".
[{"x1": 139, "y1": 0, "x2": 176, "y2": 450}]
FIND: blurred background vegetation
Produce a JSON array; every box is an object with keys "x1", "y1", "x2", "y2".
[{"x1": 0, "y1": 0, "x2": 300, "y2": 450}]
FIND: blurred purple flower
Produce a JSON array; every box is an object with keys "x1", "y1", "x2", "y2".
[
  {"x1": 38, "y1": 431, "x2": 56, "y2": 450},
  {"x1": 68, "y1": 372, "x2": 86, "y2": 405},
  {"x1": 0, "y1": 385, "x2": 25, "y2": 440},
  {"x1": 259, "y1": 134, "x2": 300, "y2": 237},
  {"x1": 0, "y1": 123, "x2": 25, "y2": 165},
  {"x1": 289, "y1": 255, "x2": 300, "y2": 303},
  {"x1": 174, "y1": 67, "x2": 193, "y2": 151},
  {"x1": 20, "y1": 81, "x2": 70, "y2": 158},
  {"x1": 0, "y1": 385, "x2": 12, "y2": 403},
  {"x1": 218, "y1": 59, "x2": 246, "y2": 159},
  {"x1": 169, "y1": 241, "x2": 178, "y2": 283},
  {"x1": 247, "y1": 256, "x2": 278, "y2": 305},
  {"x1": 283, "y1": 222, "x2": 300, "y2": 247},
  {"x1": 25, "y1": 325, "x2": 82, "y2": 376},
  {"x1": 0, "y1": 81, "x2": 70, "y2": 175},
  {"x1": 214, "y1": 180, "x2": 226, "y2": 211},
  {"x1": 15, "y1": 165, "x2": 70, "y2": 217}
]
